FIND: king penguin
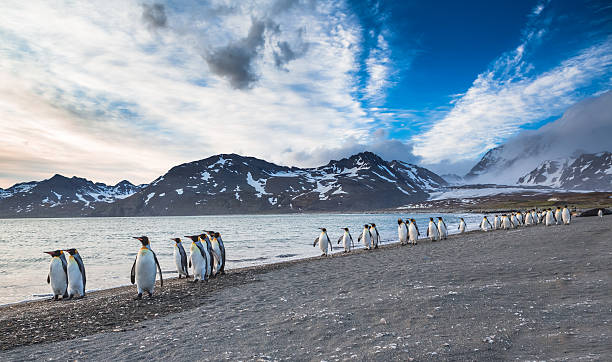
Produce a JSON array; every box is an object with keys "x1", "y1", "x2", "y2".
[
  {"x1": 408, "y1": 218, "x2": 420, "y2": 245},
  {"x1": 130, "y1": 236, "x2": 163, "y2": 299},
  {"x1": 207, "y1": 232, "x2": 224, "y2": 275},
  {"x1": 480, "y1": 216, "x2": 492, "y2": 231},
  {"x1": 171, "y1": 238, "x2": 189, "y2": 279},
  {"x1": 370, "y1": 223, "x2": 381, "y2": 248},
  {"x1": 554, "y1": 207, "x2": 562, "y2": 225},
  {"x1": 501, "y1": 214, "x2": 513, "y2": 229},
  {"x1": 458, "y1": 218, "x2": 467, "y2": 233},
  {"x1": 358, "y1": 224, "x2": 372, "y2": 250},
  {"x1": 398, "y1": 219, "x2": 408, "y2": 245},
  {"x1": 313, "y1": 228, "x2": 332, "y2": 256},
  {"x1": 493, "y1": 215, "x2": 500, "y2": 230},
  {"x1": 198, "y1": 233, "x2": 214, "y2": 278},
  {"x1": 44, "y1": 250, "x2": 68, "y2": 300},
  {"x1": 64, "y1": 248, "x2": 86, "y2": 299},
  {"x1": 545, "y1": 208, "x2": 556, "y2": 226},
  {"x1": 437, "y1": 217, "x2": 448, "y2": 240},
  {"x1": 427, "y1": 218, "x2": 439, "y2": 241},
  {"x1": 598, "y1": 209, "x2": 604, "y2": 220},
  {"x1": 213, "y1": 231, "x2": 226, "y2": 274},
  {"x1": 561, "y1": 205, "x2": 571, "y2": 225},
  {"x1": 337, "y1": 227, "x2": 354, "y2": 252},
  {"x1": 185, "y1": 235, "x2": 208, "y2": 282},
  {"x1": 524, "y1": 211, "x2": 533, "y2": 226}
]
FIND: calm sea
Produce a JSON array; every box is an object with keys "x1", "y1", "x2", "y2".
[{"x1": 0, "y1": 212, "x2": 483, "y2": 305}]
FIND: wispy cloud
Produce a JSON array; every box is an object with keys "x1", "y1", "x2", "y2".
[{"x1": 363, "y1": 32, "x2": 394, "y2": 104}]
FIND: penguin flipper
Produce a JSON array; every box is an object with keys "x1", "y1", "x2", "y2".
[
  {"x1": 75, "y1": 254, "x2": 86, "y2": 294},
  {"x1": 47, "y1": 274, "x2": 50, "y2": 284},
  {"x1": 130, "y1": 257, "x2": 137, "y2": 284},
  {"x1": 337, "y1": 235, "x2": 343, "y2": 244},
  {"x1": 358, "y1": 234, "x2": 362, "y2": 242},
  {"x1": 152, "y1": 251, "x2": 163, "y2": 288},
  {"x1": 313, "y1": 237, "x2": 319, "y2": 247},
  {"x1": 349, "y1": 233, "x2": 354, "y2": 248}
]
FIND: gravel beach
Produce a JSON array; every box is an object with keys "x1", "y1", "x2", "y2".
[{"x1": 1, "y1": 216, "x2": 611, "y2": 360}]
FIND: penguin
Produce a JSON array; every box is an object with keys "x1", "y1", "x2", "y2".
[
  {"x1": 337, "y1": 227, "x2": 354, "y2": 252},
  {"x1": 200, "y1": 233, "x2": 220, "y2": 277},
  {"x1": 398, "y1": 219, "x2": 408, "y2": 245},
  {"x1": 493, "y1": 215, "x2": 500, "y2": 230},
  {"x1": 185, "y1": 235, "x2": 208, "y2": 282},
  {"x1": 427, "y1": 218, "x2": 439, "y2": 241},
  {"x1": 524, "y1": 211, "x2": 533, "y2": 226},
  {"x1": 130, "y1": 236, "x2": 163, "y2": 299},
  {"x1": 213, "y1": 232, "x2": 226, "y2": 274},
  {"x1": 458, "y1": 218, "x2": 467, "y2": 233},
  {"x1": 480, "y1": 216, "x2": 493, "y2": 232},
  {"x1": 545, "y1": 208, "x2": 556, "y2": 226},
  {"x1": 358, "y1": 224, "x2": 372, "y2": 250},
  {"x1": 313, "y1": 228, "x2": 332, "y2": 256},
  {"x1": 171, "y1": 238, "x2": 189, "y2": 279},
  {"x1": 198, "y1": 233, "x2": 214, "y2": 278},
  {"x1": 208, "y1": 233, "x2": 224, "y2": 275},
  {"x1": 561, "y1": 205, "x2": 571, "y2": 225},
  {"x1": 64, "y1": 248, "x2": 86, "y2": 299},
  {"x1": 408, "y1": 218, "x2": 420, "y2": 245},
  {"x1": 555, "y1": 207, "x2": 562, "y2": 225},
  {"x1": 44, "y1": 250, "x2": 68, "y2": 300},
  {"x1": 501, "y1": 214, "x2": 514, "y2": 229},
  {"x1": 531, "y1": 209, "x2": 538, "y2": 225},
  {"x1": 598, "y1": 209, "x2": 604, "y2": 220},
  {"x1": 370, "y1": 223, "x2": 381, "y2": 248},
  {"x1": 511, "y1": 212, "x2": 521, "y2": 228},
  {"x1": 437, "y1": 217, "x2": 448, "y2": 240}
]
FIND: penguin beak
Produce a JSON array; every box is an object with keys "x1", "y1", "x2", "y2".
[{"x1": 43, "y1": 251, "x2": 53, "y2": 255}]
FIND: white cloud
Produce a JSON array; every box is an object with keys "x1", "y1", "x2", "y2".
[
  {"x1": 0, "y1": 0, "x2": 381, "y2": 187},
  {"x1": 364, "y1": 33, "x2": 394, "y2": 104}
]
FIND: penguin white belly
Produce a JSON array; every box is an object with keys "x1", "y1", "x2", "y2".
[
  {"x1": 493, "y1": 218, "x2": 499, "y2": 229},
  {"x1": 135, "y1": 249, "x2": 157, "y2": 293},
  {"x1": 428, "y1": 223, "x2": 438, "y2": 240},
  {"x1": 545, "y1": 212, "x2": 554, "y2": 226},
  {"x1": 480, "y1": 220, "x2": 489, "y2": 231},
  {"x1": 319, "y1": 233, "x2": 329, "y2": 254},
  {"x1": 189, "y1": 244, "x2": 205, "y2": 281},
  {"x1": 562, "y1": 209, "x2": 570, "y2": 224},
  {"x1": 555, "y1": 211, "x2": 561, "y2": 224},
  {"x1": 408, "y1": 224, "x2": 418, "y2": 243},
  {"x1": 398, "y1": 225, "x2": 408, "y2": 244},
  {"x1": 342, "y1": 234, "x2": 350, "y2": 251},
  {"x1": 525, "y1": 213, "x2": 533, "y2": 225},
  {"x1": 202, "y1": 247, "x2": 212, "y2": 277},
  {"x1": 361, "y1": 230, "x2": 371, "y2": 249},
  {"x1": 438, "y1": 222, "x2": 447, "y2": 239},
  {"x1": 49, "y1": 258, "x2": 67, "y2": 297},
  {"x1": 67, "y1": 259, "x2": 84, "y2": 297},
  {"x1": 459, "y1": 222, "x2": 466, "y2": 233},
  {"x1": 173, "y1": 246, "x2": 184, "y2": 276},
  {"x1": 211, "y1": 241, "x2": 222, "y2": 273}
]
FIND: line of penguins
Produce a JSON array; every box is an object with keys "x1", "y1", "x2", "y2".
[
  {"x1": 479, "y1": 205, "x2": 574, "y2": 231},
  {"x1": 44, "y1": 231, "x2": 226, "y2": 301}
]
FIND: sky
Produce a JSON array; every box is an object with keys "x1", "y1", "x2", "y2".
[{"x1": 0, "y1": 0, "x2": 611, "y2": 188}]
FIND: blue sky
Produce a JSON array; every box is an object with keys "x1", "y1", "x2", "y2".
[{"x1": 0, "y1": 0, "x2": 610, "y2": 187}]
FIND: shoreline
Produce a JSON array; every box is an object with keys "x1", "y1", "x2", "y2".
[{"x1": 1, "y1": 216, "x2": 611, "y2": 360}]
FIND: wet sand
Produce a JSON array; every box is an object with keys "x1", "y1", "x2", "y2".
[{"x1": 1, "y1": 216, "x2": 611, "y2": 360}]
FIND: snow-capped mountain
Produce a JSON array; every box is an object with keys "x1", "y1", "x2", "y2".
[
  {"x1": 517, "y1": 152, "x2": 612, "y2": 191},
  {"x1": 464, "y1": 146, "x2": 514, "y2": 180},
  {"x1": 440, "y1": 174, "x2": 465, "y2": 185},
  {"x1": 0, "y1": 175, "x2": 145, "y2": 217},
  {"x1": 96, "y1": 152, "x2": 448, "y2": 216}
]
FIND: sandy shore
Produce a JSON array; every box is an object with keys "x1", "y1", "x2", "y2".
[{"x1": 1, "y1": 216, "x2": 611, "y2": 360}]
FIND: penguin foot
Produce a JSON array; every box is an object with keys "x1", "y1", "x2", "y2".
[
  {"x1": 134, "y1": 293, "x2": 143, "y2": 300},
  {"x1": 147, "y1": 291, "x2": 153, "y2": 298},
  {"x1": 52, "y1": 295, "x2": 58, "y2": 301}
]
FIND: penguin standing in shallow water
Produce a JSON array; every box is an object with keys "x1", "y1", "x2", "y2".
[
  {"x1": 337, "y1": 227, "x2": 354, "y2": 252},
  {"x1": 185, "y1": 235, "x2": 208, "y2": 282},
  {"x1": 408, "y1": 218, "x2": 419, "y2": 245},
  {"x1": 171, "y1": 238, "x2": 189, "y2": 279},
  {"x1": 561, "y1": 205, "x2": 571, "y2": 225},
  {"x1": 131, "y1": 236, "x2": 163, "y2": 299},
  {"x1": 480, "y1": 216, "x2": 493, "y2": 231},
  {"x1": 398, "y1": 219, "x2": 408, "y2": 245},
  {"x1": 357, "y1": 224, "x2": 372, "y2": 250},
  {"x1": 458, "y1": 218, "x2": 467, "y2": 233},
  {"x1": 313, "y1": 228, "x2": 332, "y2": 256},
  {"x1": 437, "y1": 217, "x2": 448, "y2": 240},
  {"x1": 44, "y1": 250, "x2": 68, "y2": 300},
  {"x1": 370, "y1": 223, "x2": 381, "y2": 248},
  {"x1": 64, "y1": 248, "x2": 86, "y2": 298},
  {"x1": 427, "y1": 218, "x2": 439, "y2": 241}
]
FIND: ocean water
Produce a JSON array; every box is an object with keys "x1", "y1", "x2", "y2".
[{"x1": 0, "y1": 212, "x2": 484, "y2": 305}]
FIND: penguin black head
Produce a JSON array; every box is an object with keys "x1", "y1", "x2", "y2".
[
  {"x1": 64, "y1": 248, "x2": 78, "y2": 256},
  {"x1": 184, "y1": 235, "x2": 199, "y2": 242},
  {"x1": 460, "y1": 218, "x2": 464, "y2": 221},
  {"x1": 398, "y1": 218, "x2": 403, "y2": 225},
  {"x1": 171, "y1": 238, "x2": 181, "y2": 243},
  {"x1": 198, "y1": 233, "x2": 209, "y2": 240},
  {"x1": 437, "y1": 217, "x2": 442, "y2": 220},
  {"x1": 411, "y1": 218, "x2": 416, "y2": 222},
  {"x1": 429, "y1": 217, "x2": 433, "y2": 221},
  {"x1": 319, "y1": 227, "x2": 327, "y2": 232},
  {"x1": 370, "y1": 223, "x2": 376, "y2": 227},
  {"x1": 564, "y1": 205, "x2": 567, "y2": 208},
  {"x1": 363, "y1": 224, "x2": 369, "y2": 228},
  {"x1": 214, "y1": 232, "x2": 221, "y2": 238},
  {"x1": 44, "y1": 250, "x2": 62, "y2": 257},
  {"x1": 206, "y1": 230, "x2": 215, "y2": 236},
  {"x1": 342, "y1": 227, "x2": 349, "y2": 231},
  {"x1": 133, "y1": 236, "x2": 150, "y2": 246}
]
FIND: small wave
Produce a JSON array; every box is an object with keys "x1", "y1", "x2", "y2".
[{"x1": 275, "y1": 254, "x2": 298, "y2": 258}]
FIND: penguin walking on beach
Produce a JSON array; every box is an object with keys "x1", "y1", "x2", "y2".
[
  {"x1": 64, "y1": 248, "x2": 86, "y2": 299},
  {"x1": 545, "y1": 208, "x2": 556, "y2": 226},
  {"x1": 131, "y1": 236, "x2": 163, "y2": 299},
  {"x1": 408, "y1": 218, "x2": 419, "y2": 245},
  {"x1": 398, "y1": 219, "x2": 408, "y2": 245},
  {"x1": 458, "y1": 218, "x2": 467, "y2": 233},
  {"x1": 501, "y1": 214, "x2": 514, "y2": 229},
  {"x1": 198, "y1": 234, "x2": 214, "y2": 278},
  {"x1": 480, "y1": 216, "x2": 493, "y2": 231},
  {"x1": 171, "y1": 238, "x2": 189, "y2": 279},
  {"x1": 358, "y1": 224, "x2": 372, "y2": 250},
  {"x1": 185, "y1": 235, "x2": 208, "y2": 282},
  {"x1": 370, "y1": 223, "x2": 381, "y2": 248},
  {"x1": 437, "y1": 217, "x2": 448, "y2": 240},
  {"x1": 524, "y1": 211, "x2": 533, "y2": 226},
  {"x1": 337, "y1": 227, "x2": 354, "y2": 252},
  {"x1": 511, "y1": 213, "x2": 521, "y2": 227},
  {"x1": 493, "y1": 215, "x2": 500, "y2": 230},
  {"x1": 555, "y1": 207, "x2": 562, "y2": 225},
  {"x1": 44, "y1": 250, "x2": 68, "y2": 300},
  {"x1": 313, "y1": 228, "x2": 332, "y2": 256},
  {"x1": 561, "y1": 206, "x2": 571, "y2": 225},
  {"x1": 427, "y1": 218, "x2": 439, "y2": 241},
  {"x1": 208, "y1": 231, "x2": 227, "y2": 275},
  {"x1": 598, "y1": 209, "x2": 604, "y2": 220},
  {"x1": 209, "y1": 233, "x2": 224, "y2": 275}
]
